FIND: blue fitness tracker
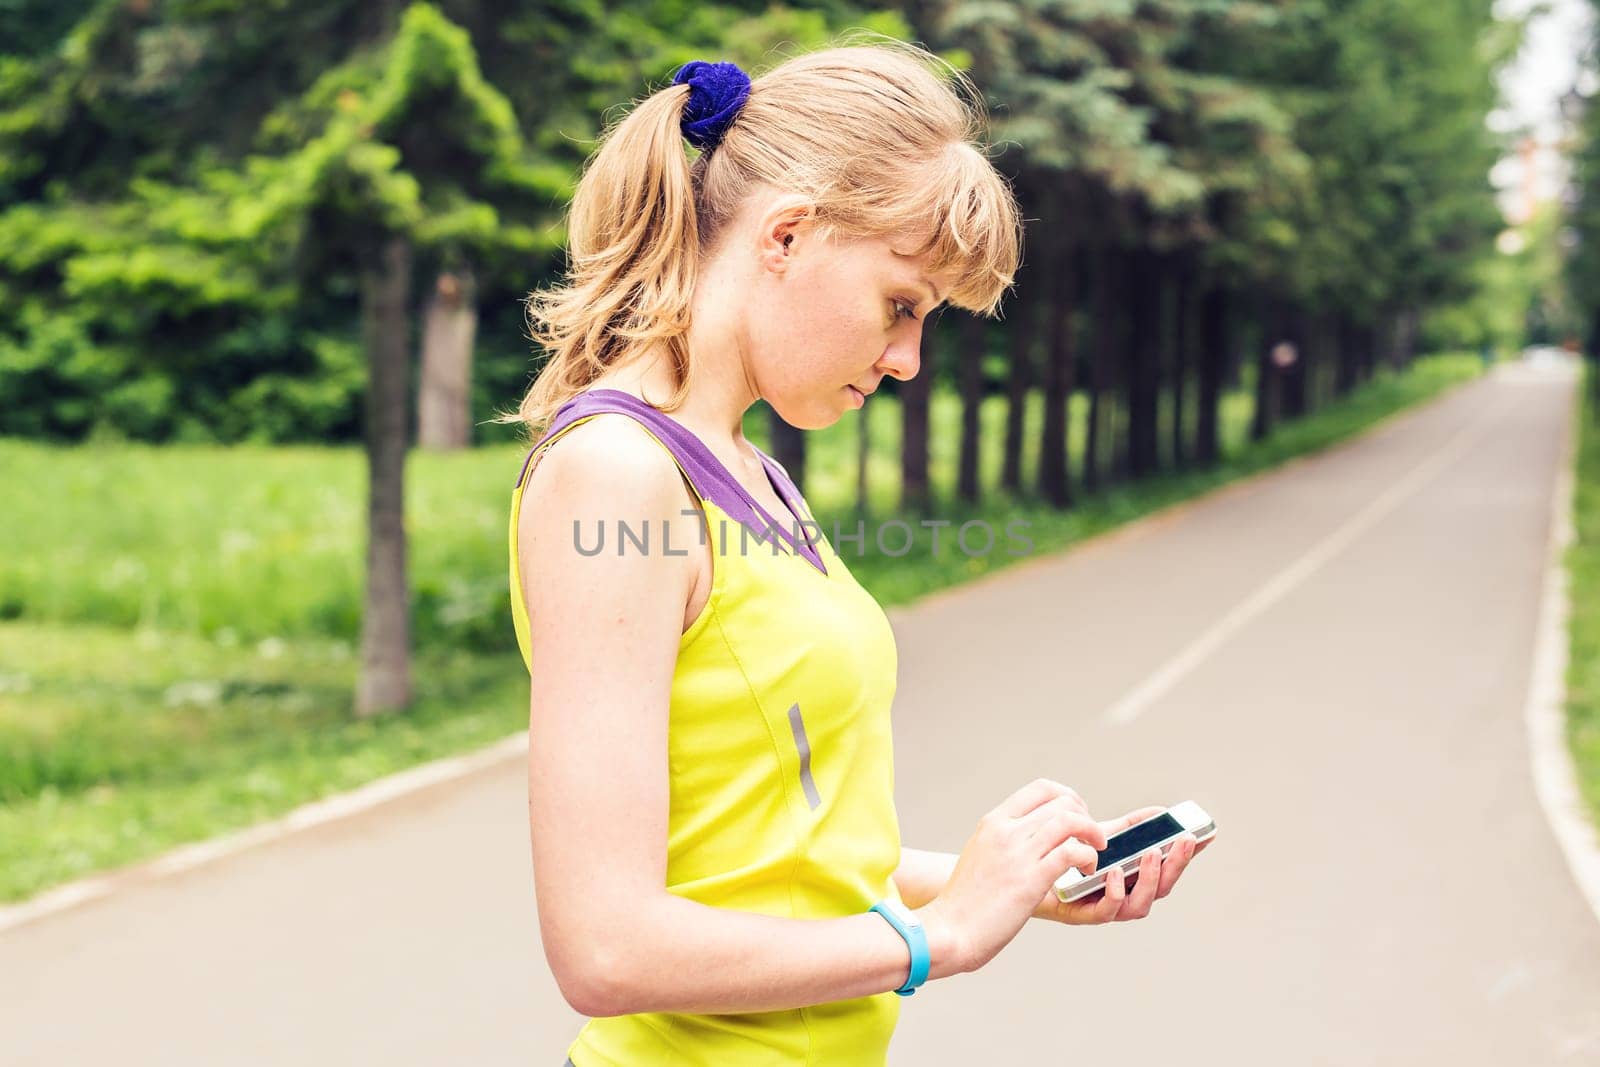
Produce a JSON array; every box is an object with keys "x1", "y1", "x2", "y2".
[{"x1": 869, "y1": 898, "x2": 930, "y2": 996}]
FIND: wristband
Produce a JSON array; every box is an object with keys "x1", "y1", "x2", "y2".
[{"x1": 869, "y1": 898, "x2": 930, "y2": 996}]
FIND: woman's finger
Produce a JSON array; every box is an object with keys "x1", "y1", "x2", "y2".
[
  {"x1": 1017, "y1": 793, "x2": 1089, "y2": 836},
  {"x1": 1094, "y1": 864, "x2": 1127, "y2": 922},
  {"x1": 1121, "y1": 849, "x2": 1162, "y2": 920},
  {"x1": 1153, "y1": 835, "x2": 1194, "y2": 900},
  {"x1": 1021, "y1": 802, "x2": 1107, "y2": 857},
  {"x1": 1043, "y1": 834, "x2": 1100, "y2": 882},
  {"x1": 999, "y1": 778, "x2": 1086, "y2": 820},
  {"x1": 1097, "y1": 805, "x2": 1165, "y2": 838}
]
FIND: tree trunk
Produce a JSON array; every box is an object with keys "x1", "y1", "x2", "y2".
[
  {"x1": 1170, "y1": 268, "x2": 1192, "y2": 470},
  {"x1": 1037, "y1": 240, "x2": 1077, "y2": 508},
  {"x1": 956, "y1": 313, "x2": 986, "y2": 503},
  {"x1": 1358, "y1": 323, "x2": 1378, "y2": 384},
  {"x1": 1085, "y1": 247, "x2": 1117, "y2": 492},
  {"x1": 1196, "y1": 281, "x2": 1226, "y2": 466},
  {"x1": 768, "y1": 408, "x2": 807, "y2": 495},
  {"x1": 416, "y1": 266, "x2": 478, "y2": 449},
  {"x1": 1590, "y1": 309, "x2": 1600, "y2": 417},
  {"x1": 1281, "y1": 308, "x2": 1309, "y2": 420},
  {"x1": 1222, "y1": 317, "x2": 1245, "y2": 391},
  {"x1": 1334, "y1": 313, "x2": 1358, "y2": 397},
  {"x1": 1383, "y1": 308, "x2": 1418, "y2": 372},
  {"x1": 856, "y1": 396, "x2": 871, "y2": 517},
  {"x1": 1127, "y1": 250, "x2": 1161, "y2": 478},
  {"x1": 1000, "y1": 297, "x2": 1034, "y2": 493},
  {"x1": 1395, "y1": 307, "x2": 1420, "y2": 369},
  {"x1": 1250, "y1": 298, "x2": 1280, "y2": 444},
  {"x1": 1309, "y1": 311, "x2": 1334, "y2": 411},
  {"x1": 357, "y1": 235, "x2": 414, "y2": 718},
  {"x1": 901, "y1": 318, "x2": 934, "y2": 511},
  {"x1": 1110, "y1": 255, "x2": 1132, "y2": 483}
]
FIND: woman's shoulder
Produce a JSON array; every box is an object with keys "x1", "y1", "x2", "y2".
[
  {"x1": 517, "y1": 412, "x2": 700, "y2": 546},
  {"x1": 524, "y1": 411, "x2": 678, "y2": 491}
]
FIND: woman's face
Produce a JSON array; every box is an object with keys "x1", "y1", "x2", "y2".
[{"x1": 739, "y1": 196, "x2": 954, "y2": 430}]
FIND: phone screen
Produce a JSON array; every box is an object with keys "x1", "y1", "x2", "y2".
[{"x1": 1097, "y1": 812, "x2": 1183, "y2": 868}]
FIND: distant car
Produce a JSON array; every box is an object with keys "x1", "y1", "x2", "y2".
[{"x1": 1521, "y1": 345, "x2": 1574, "y2": 366}]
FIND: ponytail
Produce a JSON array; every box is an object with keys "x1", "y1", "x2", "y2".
[{"x1": 510, "y1": 84, "x2": 700, "y2": 432}]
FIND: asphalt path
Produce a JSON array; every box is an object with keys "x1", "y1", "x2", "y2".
[{"x1": 2, "y1": 357, "x2": 1595, "y2": 1065}]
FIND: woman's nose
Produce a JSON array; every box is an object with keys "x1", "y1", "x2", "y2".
[{"x1": 879, "y1": 336, "x2": 922, "y2": 381}]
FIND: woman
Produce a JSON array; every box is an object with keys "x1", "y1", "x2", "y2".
[{"x1": 506, "y1": 38, "x2": 1206, "y2": 1066}]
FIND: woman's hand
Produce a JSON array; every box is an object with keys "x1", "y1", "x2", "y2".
[
  {"x1": 917, "y1": 779, "x2": 1108, "y2": 976},
  {"x1": 1029, "y1": 805, "x2": 1213, "y2": 926}
]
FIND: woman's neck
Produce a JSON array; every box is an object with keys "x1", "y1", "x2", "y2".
[{"x1": 587, "y1": 250, "x2": 764, "y2": 448}]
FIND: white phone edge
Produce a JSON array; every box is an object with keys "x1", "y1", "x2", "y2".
[{"x1": 1051, "y1": 801, "x2": 1215, "y2": 904}]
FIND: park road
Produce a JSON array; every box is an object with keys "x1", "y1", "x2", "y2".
[{"x1": 2, "y1": 356, "x2": 1597, "y2": 1065}]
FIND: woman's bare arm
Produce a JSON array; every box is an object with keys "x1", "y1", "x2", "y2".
[{"x1": 520, "y1": 418, "x2": 964, "y2": 1018}]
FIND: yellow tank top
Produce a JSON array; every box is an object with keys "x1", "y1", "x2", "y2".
[{"x1": 508, "y1": 388, "x2": 907, "y2": 1066}]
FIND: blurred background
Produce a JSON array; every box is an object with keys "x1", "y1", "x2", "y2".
[{"x1": 2, "y1": 0, "x2": 1600, "y2": 1012}]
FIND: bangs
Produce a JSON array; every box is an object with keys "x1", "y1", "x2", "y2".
[{"x1": 889, "y1": 143, "x2": 1022, "y2": 317}]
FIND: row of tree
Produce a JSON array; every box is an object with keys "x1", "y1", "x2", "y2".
[
  {"x1": 851, "y1": 0, "x2": 1507, "y2": 513},
  {"x1": 0, "y1": 1, "x2": 1513, "y2": 713},
  {"x1": 1568, "y1": 2, "x2": 1600, "y2": 411}
]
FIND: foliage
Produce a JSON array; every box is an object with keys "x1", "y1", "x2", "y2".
[
  {"x1": 0, "y1": 0, "x2": 876, "y2": 443},
  {"x1": 1566, "y1": 4, "x2": 1600, "y2": 356},
  {"x1": 1570, "y1": 362, "x2": 1600, "y2": 827},
  {"x1": 1214, "y1": 0, "x2": 1509, "y2": 321}
]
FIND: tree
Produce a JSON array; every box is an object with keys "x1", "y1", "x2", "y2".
[
  {"x1": 182, "y1": 3, "x2": 565, "y2": 713},
  {"x1": 901, "y1": 317, "x2": 935, "y2": 511},
  {"x1": 926, "y1": 0, "x2": 1297, "y2": 495},
  {"x1": 955, "y1": 312, "x2": 986, "y2": 503},
  {"x1": 1568, "y1": 3, "x2": 1600, "y2": 410}
]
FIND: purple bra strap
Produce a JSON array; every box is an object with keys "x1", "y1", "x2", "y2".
[
  {"x1": 754, "y1": 448, "x2": 813, "y2": 526},
  {"x1": 515, "y1": 389, "x2": 827, "y2": 575}
]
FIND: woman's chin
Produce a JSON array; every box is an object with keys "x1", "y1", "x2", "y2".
[
  {"x1": 765, "y1": 392, "x2": 852, "y2": 432},
  {"x1": 803, "y1": 406, "x2": 846, "y2": 431}
]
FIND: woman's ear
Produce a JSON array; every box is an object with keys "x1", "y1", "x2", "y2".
[{"x1": 755, "y1": 194, "x2": 816, "y2": 277}]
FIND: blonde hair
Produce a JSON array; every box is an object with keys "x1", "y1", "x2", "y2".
[{"x1": 506, "y1": 35, "x2": 1023, "y2": 435}]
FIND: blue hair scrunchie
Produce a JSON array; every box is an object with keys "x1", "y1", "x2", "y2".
[{"x1": 671, "y1": 60, "x2": 751, "y2": 152}]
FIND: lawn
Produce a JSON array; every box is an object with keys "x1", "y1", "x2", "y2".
[{"x1": 1567, "y1": 364, "x2": 1600, "y2": 827}]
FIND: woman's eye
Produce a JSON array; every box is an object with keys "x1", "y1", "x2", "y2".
[{"x1": 893, "y1": 301, "x2": 918, "y2": 322}]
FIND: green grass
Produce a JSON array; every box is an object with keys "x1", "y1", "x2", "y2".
[
  {"x1": 1568, "y1": 364, "x2": 1600, "y2": 827},
  {"x1": 0, "y1": 623, "x2": 528, "y2": 899},
  {"x1": 0, "y1": 353, "x2": 1483, "y2": 903},
  {"x1": 0, "y1": 440, "x2": 519, "y2": 652}
]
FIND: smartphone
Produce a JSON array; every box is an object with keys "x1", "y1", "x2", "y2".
[{"x1": 1052, "y1": 801, "x2": 1215, "y2": 904}]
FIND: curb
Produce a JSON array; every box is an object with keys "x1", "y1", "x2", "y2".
[
  {"x1": 0, "y1": 733, "x2": 529, "y2": 935},
  {"x1": 1524, "y1": 386, "x2": 1600, "y2": 927}
]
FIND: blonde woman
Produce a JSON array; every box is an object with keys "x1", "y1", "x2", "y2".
[{"x1": 506, "y1": 39, "x2": 1205, "y2": 1066}]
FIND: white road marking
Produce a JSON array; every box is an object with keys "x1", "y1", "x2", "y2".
[
  {"x1": 1103, "y1": 399, "x2": 1502, "y2": 726},
  {"x1": 1484, "y1": 961, "x2": 1534, "y2": 1003}
]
